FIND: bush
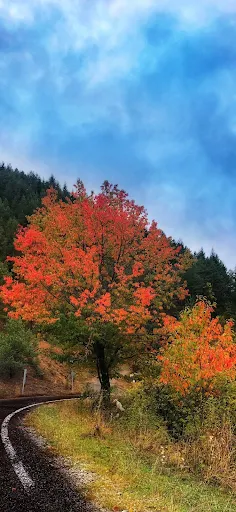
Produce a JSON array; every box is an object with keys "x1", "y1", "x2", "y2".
[
  {"x1": 153, "y1": 383, "x2": 196, "y2": 439},
  {"x1": 117, "y1": 384, "x2": 169, "y2": 450},
  {"x1": 153, "y1": 379, "x2": 236, "y2": 440},
  {"x1": 0, "y1": 319, "x2": 39, "y2": 378},
  {"x1": 151, "y1": 381, "x2": 236, "y2": 490}
]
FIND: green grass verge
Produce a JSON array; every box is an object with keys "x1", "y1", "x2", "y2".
[{"x1": 26, "y1": 400, "x2": 236, "y2": 512}]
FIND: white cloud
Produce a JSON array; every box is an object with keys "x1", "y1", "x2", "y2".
[
  {"x1": 1, "y1": 0, "x2": 236, "y2": 28},
  {"x1": 0, "y1": 0, "x2": 235, "y2": 89}
]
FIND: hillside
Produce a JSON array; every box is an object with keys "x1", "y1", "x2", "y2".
[
  {"x1": 0, "y1": 339, "x2": 131, "y2": 399},
  {"x1": 0, "y1": 163, "x2": 68, "y2": 262}
]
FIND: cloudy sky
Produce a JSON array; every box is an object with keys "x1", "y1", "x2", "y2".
[{"x1": 1, "y1": 1, "x2": 236, "y2": 269}]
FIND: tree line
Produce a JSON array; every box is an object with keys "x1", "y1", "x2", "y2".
[{"x1": 0, "y1": 162, "x2": 68, "y2": 261}]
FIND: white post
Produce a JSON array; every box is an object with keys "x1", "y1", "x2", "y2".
[{"x1": 22, "y1": 368, "x2": 27, "y2": 395}]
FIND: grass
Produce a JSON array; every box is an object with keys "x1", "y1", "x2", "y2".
[{"x1": 26, "y1": 399, "x2": 236, "y2": 512}]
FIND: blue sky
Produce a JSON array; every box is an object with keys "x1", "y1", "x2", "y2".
[{"x1": 1, "y1": 1, "x2": 236, "y2": 269}]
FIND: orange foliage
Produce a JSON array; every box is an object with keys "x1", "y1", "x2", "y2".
[
  {"x1": 1, "y1": 182, "x2": 191, "y2": 334},
  {"x1": 158, "y1": 301, "x2": 236, "y2": 395}
]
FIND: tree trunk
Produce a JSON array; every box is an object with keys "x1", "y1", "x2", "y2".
[{"x1": 95, "y1": 341, "x2": 110, "y2": 409}]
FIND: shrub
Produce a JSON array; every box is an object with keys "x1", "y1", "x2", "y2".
[
  {"x1": 153, "y1": 383, "x2": 197, "y2": 439},
  {"x1": 0, "y1": 319, "x2": 39, "y2": 378},
  {"x1": 153, "y1": 378, "x2": 236, "y2": 439},
  {"x1": 117, "y1": 384, "x2": 169, "y2": 451},
  {"x1": 158, "y1": 300, "x2": 236, "y2": 396},
  {"x1": 152, "y1": 382, "x2": 236, "y2": 490}
]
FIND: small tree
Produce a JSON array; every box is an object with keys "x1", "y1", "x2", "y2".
[
  {"x1": 158, "y1": 300, "x2": 236, "y2": 396},
  {"x1": 1, "y1": 182, "x2": 191, "y2": 404},
  {"x1": 0, "y1": 319, "x2": 38, "y2": 378}
]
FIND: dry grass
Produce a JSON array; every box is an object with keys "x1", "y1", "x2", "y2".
[
  {"x1": 182, "y1": 423, "x2": 236, "y2": 491},
  {"x1": 27, "y1": 400, "x2": 236, "y2": 512}
]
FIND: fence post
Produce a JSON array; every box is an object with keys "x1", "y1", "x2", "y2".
[{"x1": 22, "y1": 368, "x2": 27, "y2": 395}]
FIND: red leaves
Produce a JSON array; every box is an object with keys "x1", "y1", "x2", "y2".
[
  {"x1": 0, "y1": 182, "x2": 191, "y2": 335},
  {"x1": 132, "y1": 261, "x2": 144, "y2": 278},
  {"x1": 95, "y1": 293, "x2": 111, "y2": 318},
  {"x1": 158, "y1": 300, "x2": 236, "y2": 395}
]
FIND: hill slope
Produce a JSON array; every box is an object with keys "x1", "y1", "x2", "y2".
[{"x1": 0, "y1": 163, "x2": 68, "y2": 261}]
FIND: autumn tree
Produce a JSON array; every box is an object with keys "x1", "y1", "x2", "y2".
[
  {"x1": 158, "y1": 300, "x2": 236, "y2": 396},
  {"x1": 1, "y1": 181, "x2": 191, "y2": 403}
]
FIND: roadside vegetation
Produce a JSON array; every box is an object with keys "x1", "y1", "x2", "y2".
[{"x1": 27, "y1": 390, "x2": 236, "y2": 512}]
